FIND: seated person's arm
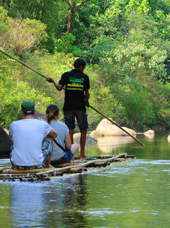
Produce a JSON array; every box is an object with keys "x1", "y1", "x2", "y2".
[
  {"x1": 47, "y1": 129, "x2": 58, "y2": 139},
  {"x1": 64, "y1": 134, "x2": 71, "y2": 150}
]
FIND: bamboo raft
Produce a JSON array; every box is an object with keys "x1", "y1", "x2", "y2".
[{"x1": 0, "y1": 153, "x2": 135, "y2": 182}]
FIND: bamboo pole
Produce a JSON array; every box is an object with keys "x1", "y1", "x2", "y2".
[
  {"x1": 0, "y1": 49, "x2": 48, "y2": 79},
  {"x1": 90, "y1": 105, "x2": 145, "y2": 146},
  {"x1": 36, "y1": 154, "x2": 128, "y2": 176}
]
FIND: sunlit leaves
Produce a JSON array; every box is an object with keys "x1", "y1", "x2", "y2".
[
  {"x1": 0, "y1": 55, "x2": 53, "y2": 128},
  {"x1": 7, "y1": 18, "x2": 47, "y2": 56}
]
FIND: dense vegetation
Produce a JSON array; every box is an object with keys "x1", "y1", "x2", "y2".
[{"x1": 1, "y1": 0, "x2": 170, "y2": 132}]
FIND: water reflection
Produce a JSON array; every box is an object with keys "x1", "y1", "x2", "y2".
[
  {"x1": 8, "y1": 175, "x2": 89, "y2": 227},
  {"x1": 10, "y1": 183, "x2": 46, "y2": 227},
  {"x1": 143, "y1": 134, "x2": 155, "y2": 140},
  {"x1": 95, "y1": 136, "x2": 135, "y2": 153}
]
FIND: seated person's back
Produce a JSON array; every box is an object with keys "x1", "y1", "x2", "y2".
[{"x1": 10, "y1": 100, "x2": 58, "y2": 169}]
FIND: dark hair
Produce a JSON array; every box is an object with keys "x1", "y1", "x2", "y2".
[
  {"x1": 46, "y1": 104, "x2": 60, "y2": 124},
  {"x1": 74, "y1": 58, "x2": 86, "y2": 68}
]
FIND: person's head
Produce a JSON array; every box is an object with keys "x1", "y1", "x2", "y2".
[
  {"x1": 74, "y1": 58, "x2": 86, "y2": 72},
  {"x1": 46, "y1": 104, "x2": 60, "y2": 124},
  {"x1": 21, "y1": 100, "x2": 35, "y2": 116}
]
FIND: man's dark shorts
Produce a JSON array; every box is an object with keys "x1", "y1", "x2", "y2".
[{"x1": 64, "y1": 110, "x2": 88, "y2": 131}]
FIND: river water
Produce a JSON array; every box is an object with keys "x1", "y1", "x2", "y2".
[{"x1": 0, "y1": 134, "x2": 170, "y2": 228}]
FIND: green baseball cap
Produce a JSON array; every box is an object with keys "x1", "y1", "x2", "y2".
[{"x1": 21, "y1": 100, "x2": 35, "y2": 114}]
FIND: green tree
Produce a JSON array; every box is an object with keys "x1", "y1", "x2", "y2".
[
  {"x1": 0, "y1": 53, "x2": 53, "y2": 128},
  {"x1": 64, "y1": 0, "x2": 92, "y2": 34},
  {"x1": 7, "y1": 18, "x2": 47, "y2": 56},
  {"x1": 0, "y1": 0, "x2": 67, "y2": 52}
]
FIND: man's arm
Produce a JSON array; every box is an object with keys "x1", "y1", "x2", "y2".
[
  {"x1": 47, "y1": 129, "x2": 58, "y2": 139},
  {"x1": 84, "y1": 89, "x2": 90, "y2": 107},
  {"x1": 46, "y1": 77, "x2": 63, "y2": 91}
]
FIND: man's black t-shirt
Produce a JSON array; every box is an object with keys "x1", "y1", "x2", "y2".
[{"x1": 59, "y1": 69, "x2": 90, "y2": 111}]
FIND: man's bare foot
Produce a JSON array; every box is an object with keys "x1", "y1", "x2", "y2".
[{"x1": 80, "y1": 155, "x2": 89, "y2": 161}]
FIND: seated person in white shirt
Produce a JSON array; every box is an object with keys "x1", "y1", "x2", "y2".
[{"x1": 10, "y1": 100, "x2": 58, "y2": 170}]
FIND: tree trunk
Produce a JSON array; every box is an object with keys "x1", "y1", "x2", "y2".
[
  {"x1": 66, "y1": 0, "x2": 91, "y2": 34},
  {"x1": 67, "y1": 1, "x2": 76, "y2": 34}
]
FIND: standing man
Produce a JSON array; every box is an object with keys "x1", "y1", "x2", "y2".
[
  {"x1": 47, "y1": 58, "x2": 90, "y2": 159},
  {"x1": 10, "y1": 100, "x2": 58, "y2": 169}
]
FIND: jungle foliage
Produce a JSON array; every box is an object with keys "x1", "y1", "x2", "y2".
[{"x1": 1, "y1": 0, "x2": 170, "y2": 131}]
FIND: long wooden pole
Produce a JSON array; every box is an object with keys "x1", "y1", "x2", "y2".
[
  {"x1": 0, "y1": 49, "x2": 48, "y2": 79},
  {"x1": 90, "y1": 105, "x2": 144, "y2": 146},
  {"x1": 0, "y1": 49, "x2": 144, "y2": 146}
]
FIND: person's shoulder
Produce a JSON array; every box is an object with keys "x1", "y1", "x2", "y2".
[
  {"x1": 62, "y1": 70, "x2": 72, "y2": 76},
  {"x1": 57, "y1": 121, "x2": 69, "y2": 129},
  {"x1": 78, "y1": 70, "x2": 88, "y2": 77},
  {"x1": 10, "y1": 119, "x2": 23, "y2": 125},
  {"x1": 57, "y1": 121, "x2": 66, "y2": 127},
  {"x1": 31, "y1": 119, "x2": 49, "y2": 126},
  {"x1": 38, "y1": 119, "x2": 50, "y2": 125},
  {"x1": 81, "y1": 72, "x2": 89, "y2": 80},
  {"x1": 30, "y1": 118, "x2": 43, "y2": 123},
  {"x1": 10, "y1": 119, "x2": 27, "y2": 130},
  {"x1": 50, "y1": 121, "x2": 63, "y2": 127},
  {"x1": 74, "y1": 70, "x2": 89, "y2": 78},
  {"x1": 10, "y1": 120, "x2": 19, "y2": 124},
  {"x1": 83, "y1": 72, "x2": 89, "y2": 77},
  {"x1": 36, "y1": 120, "x2": 52, "y2": 131},
  {"x1": 10, "y1": 120, "x2": 18, "y2": 128}
]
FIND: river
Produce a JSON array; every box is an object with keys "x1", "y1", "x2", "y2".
[{"x1": 0, "y1": 134, "x2": 170, "y2": 228}]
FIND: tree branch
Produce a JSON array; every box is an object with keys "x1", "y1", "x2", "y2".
[{"x1": 75, "y1": 0, "x2": 91, "y2": 11}]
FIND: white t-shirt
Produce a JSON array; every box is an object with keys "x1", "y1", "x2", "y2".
[
  {"x1": 50, "y1": 121, "x2": 69, "y2": 161},
  {"x1": 10, "y1": 119, "x2": 52, "y2": 166}
]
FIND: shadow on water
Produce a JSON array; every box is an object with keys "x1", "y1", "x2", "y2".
[{"x1": 0, "y1": 133, "x2": 170, "y2": 227}]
